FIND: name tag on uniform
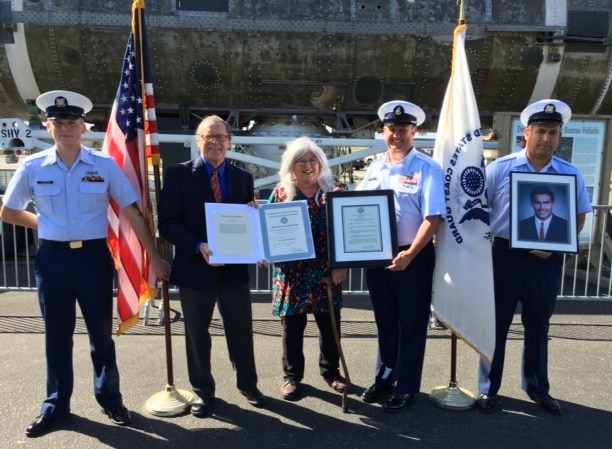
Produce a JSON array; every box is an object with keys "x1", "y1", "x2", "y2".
[{"x1": 82, "y1": 175, "x2": 104, "y2": 182}]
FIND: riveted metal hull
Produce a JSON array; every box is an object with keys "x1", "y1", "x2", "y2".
[{"x1": 1, "y1": 0, "x2": 610, "y2": 133}]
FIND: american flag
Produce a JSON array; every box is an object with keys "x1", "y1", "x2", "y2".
[{"x1": 103, "y1": 0, "x2": 159, "y2": 335}]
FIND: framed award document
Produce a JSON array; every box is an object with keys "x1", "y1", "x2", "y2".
[{"x1": 326, "y1": 190, "x2": 398, "y2": 268}]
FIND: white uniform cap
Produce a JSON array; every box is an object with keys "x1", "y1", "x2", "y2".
[
  {"x1": 378, "y1": 100, "x2": 426, "y2": 127},
  {"x1": 520, "y1": 99, "x2": 571, "y2": 127},
  {"x1": 36, "y1": 90, "x2": 93, "y2": 120}
]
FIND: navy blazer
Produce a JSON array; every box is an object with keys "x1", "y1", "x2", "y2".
[
  {"x1": 517, "y1": 214, "x2": 569, "y2": 243},
  {"x1": 158, "y1": 157, "x2": 254, "y2": 290}
]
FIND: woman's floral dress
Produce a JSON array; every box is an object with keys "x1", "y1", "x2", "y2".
[{"x1": 268, "y1": 182, "x2": 345, "y2": 317}]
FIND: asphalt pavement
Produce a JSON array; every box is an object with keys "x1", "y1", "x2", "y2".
[{"x1": 0, "y1": 290, "x2": 611, "y2": 449}]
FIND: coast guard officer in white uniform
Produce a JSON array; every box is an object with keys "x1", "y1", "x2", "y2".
[
  {"x1": 0, "y1": 90, "x2": 170, "y2": 437},
  {"x1": 356, "y1": 100, "x2": 445, "y2": 412},
  {"x1": 476, "y1": 99, "x2": 591, "y2": 415}
]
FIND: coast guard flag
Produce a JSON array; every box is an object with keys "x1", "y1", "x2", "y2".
[
  {"x1": 104, "y1": 0, "x2": 159, "y2": 335},
  {"x1": 432, "y1": 24, "x2": 495, "y2": 362}
]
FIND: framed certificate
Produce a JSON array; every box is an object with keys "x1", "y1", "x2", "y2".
[
  {"x1": 259, "y1": 201, "x2": 316, "y2": 262},
  {"x1": 205, "y1": 201, "x2": 315, "y2": 264},
  {"x1": 510, "y1": 172, "x2": 578, "y2": 253},
  {"x1": 326, "y1": 190, "x2": 398, "y2": 268}
]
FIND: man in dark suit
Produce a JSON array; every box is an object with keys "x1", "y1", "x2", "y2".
[
  {"x1": 518, "y1": 185, "x2": 568, "y2": 243},
  {"x1": 158, "y1": 115, "x2": 265, "y2": 417}
]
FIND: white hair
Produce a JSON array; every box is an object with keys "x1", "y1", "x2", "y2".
[{"x1": 277, "y1": 136, "x2": 336, "y2": 203}]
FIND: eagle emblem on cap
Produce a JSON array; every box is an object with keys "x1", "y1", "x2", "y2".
[
  {"x1": 544, "y1": 104, "x2": 556, "y2": 114},
  {"x1": 54, "y1": 96, "x2": 68, "y2": 108},
  {"x1": 393, "y1": 105, "x2": 404, "y2": 116}
]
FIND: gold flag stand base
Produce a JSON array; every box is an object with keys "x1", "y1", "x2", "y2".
[
  {"x1": 429, "y1": 381, "x2": 476, "y2": 411},
  {"x1": 145, "y1": 385, "x2": 195, "y2": 417}
]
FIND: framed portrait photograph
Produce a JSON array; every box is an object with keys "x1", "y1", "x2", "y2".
[
  {"x1": 510, "y1": 172, "x2": 578, "y2": 253},
  {"x1": 326, "y1": 190, "x2": 398, "y2": 268}
]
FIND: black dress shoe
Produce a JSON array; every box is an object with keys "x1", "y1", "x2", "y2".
[
  {"x1": 241, "y1": 387, "x2": 266, "y2": 408},
  {"x1": 361, "y1": 382, "x2": 394, "y2": 403},
  {"x1": 102, "y1": 405, "x2": 132, "y2": 426},
  {"x1": 476, "y1": 393, "x2": 497, "y2": 414},
  {"x1": 190, "y1": 397, "x2": 213, "y2": 417},
  {"x1": 26, "y1": 415, "x2": 54, "y2": 437},
  {"x1": 382, "y1": 393, "x2": 415, "y2": 413},
  {"x1": 528, "y1": 392, "x2": 562, "y2": 415}
]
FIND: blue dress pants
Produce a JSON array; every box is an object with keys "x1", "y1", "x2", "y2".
[
  {"x1": 35, "y1": 243, "x2": 120, "y2": 418},
  {"x1": 365, "y1": 242, "x2": 435, "y2": 395},
  {"x1": 479, "y1": 241, "x2": 562, "y2": 396}
]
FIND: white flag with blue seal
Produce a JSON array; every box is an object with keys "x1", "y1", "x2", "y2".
[{"x1": 432, "y1": 24, "x2": 495, "y2": 362}]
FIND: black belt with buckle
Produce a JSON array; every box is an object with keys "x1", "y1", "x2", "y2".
[
  {"x1": 39, "y1": 238, "x2": 107, "y2": 249},
  {"x1": 398, "y1": 241, "x2": 434, "y2": 252},
  {"x1": 493, "y1": 237, "x2": 509, "y2": 247}
]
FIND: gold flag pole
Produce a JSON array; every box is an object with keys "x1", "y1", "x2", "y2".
[
  {"x1": 130, "y1": 0, "x2": 194, "y2": 416},
  {"x1": 429, "y1": 0, "x2": 476, "y2": 411},
  {"x1": 429, "y1": 332, "x2": 475, "y2": 410},
  {"x1": 458, "y1": 0, "x2": 466, "y2": 24}
]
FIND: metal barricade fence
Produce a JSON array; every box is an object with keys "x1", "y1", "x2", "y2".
[
  {"x1": 560, "y1": 205, "x2": 612, "y2": 299},
  {"x1": 1, "y1": 202, "x2": 610, "y2": 300}
]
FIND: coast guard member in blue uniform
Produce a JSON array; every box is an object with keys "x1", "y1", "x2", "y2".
[
  {"x1": 476, "y1": 99, "x2": 592, "y2": 415},
  {"x1": 0, "y1": 90, "x2": 170, "y2": 437},
  {"x1": 356, "y1": 100, "x2": 445, "y2": 412}
]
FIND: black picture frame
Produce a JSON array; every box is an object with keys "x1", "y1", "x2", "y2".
[
  {"x1": 326, "y1": 190, "x2": 398, "y2": 268},
  {"x1": 510, "y1": 172, "x2": 578, "y2": 253}
]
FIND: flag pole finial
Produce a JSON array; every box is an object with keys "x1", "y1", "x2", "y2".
[{"x1": 457, "y1": 0, "x2": 466, "y2": 25}]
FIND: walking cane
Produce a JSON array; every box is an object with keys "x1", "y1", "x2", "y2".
[{"x1": 323, "y1": 277, "x2": 351, "y2": 412}]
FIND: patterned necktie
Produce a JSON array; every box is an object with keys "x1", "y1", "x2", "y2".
[
  {"x1": 210, "y1": 168, "x2": 222, "y2": 203},
  {"x1": 539, "y1": 221, "x2": 545, "y2": 241}
]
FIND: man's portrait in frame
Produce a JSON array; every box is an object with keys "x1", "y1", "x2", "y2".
[{"x1": 510, "y1": 172, "x2": 578, "y2": 253}]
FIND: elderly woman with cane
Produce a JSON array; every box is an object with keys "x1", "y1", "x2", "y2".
[{"x1": 267, "y1": 136, "x2": 347, "y2": 401}]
